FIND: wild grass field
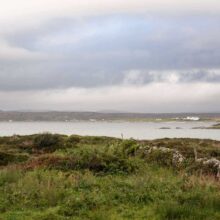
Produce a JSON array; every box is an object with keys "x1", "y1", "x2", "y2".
[{"x1": 0, "y1": 134, "x2": 220, "y2": 220}]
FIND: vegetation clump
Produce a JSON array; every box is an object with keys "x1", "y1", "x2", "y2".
[
  {"x1": 0, "y1": 151, "x2": 28, "y2": 166},
  {"x1": 0, "y1": 134, "x2": 220, "y2": 219},
  {"x1": 33, "y1": 133, "x2": 63, "y2": 151}
]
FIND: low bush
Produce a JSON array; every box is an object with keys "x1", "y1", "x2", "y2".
[
  {"x1": 33, "y1": 133, "x2": 62, "y2": 151},
  {"x1": 67, "y1": 135, "x2": 81, "y2": 145},
  {"x1": 145, "y1": 149, "x2": 174, "y2": 167},
  {"x1": 120, "y1": 139, "x2": 139, "y2": 156},
  {"x1": 26, "y1": 152, "x2": 142, "y2": 174},
  {"x1": 0, "y1": 151, "x2": 28, "y2": 166}
]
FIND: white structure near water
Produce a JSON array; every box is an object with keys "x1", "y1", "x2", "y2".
[{"x1": 185, "y1": 116, "x2": 200, "y2": 121}]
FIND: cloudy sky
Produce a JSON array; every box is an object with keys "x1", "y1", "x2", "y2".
[{"x1": 0, "y1": 0, "x2": 220, "y2": 112}]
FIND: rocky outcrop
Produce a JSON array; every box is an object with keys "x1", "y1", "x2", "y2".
[
  {"x1": 194, "y1": 148, "x2": 220, "y2": 179},
  {"x1": 141, "y1": 146, "x2": 185, "y2": 167}
]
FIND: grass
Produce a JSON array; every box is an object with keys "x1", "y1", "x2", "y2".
[{"x1": 0, "y1": 134, "x2": 220, "y2": 219}]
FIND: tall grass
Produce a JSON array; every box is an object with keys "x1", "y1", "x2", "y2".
[{"x1": 0, "y1": 134, "x2": 220, "y2": 219}]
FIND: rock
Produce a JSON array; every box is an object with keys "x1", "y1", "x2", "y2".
[
  {"x1": 173, "y1": 151, "x2": 185, "y2": 165},
  {"x1": 194, "y1": 148, "x2": 220, "y2": 179},
  {"x1": 203, "y1": 158, "x2": 220, "y2": 179},
  {"x1": 147, "y1": 146, "x2": 185, "y2": 166}
]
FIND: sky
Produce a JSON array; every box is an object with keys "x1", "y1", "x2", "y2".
[{"x1": 0, "y1": 0, "x2": 220, "y2": 112}]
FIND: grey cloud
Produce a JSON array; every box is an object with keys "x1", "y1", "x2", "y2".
[
  {"x1": 0, "y1": 83, "x2": 220, "y2": 112},
  {"x1": 1, "y1": 60, "x2": 220, "y2": 91},
  {"x1": 0, "y1": 15, "x2": 220, "y2": 91},
  {"x1": 179, "y1": 69, "x2": 220, "y2": 83},
  {"x1": 122, "y1": 69, "x2": 220, "y2": 85}
]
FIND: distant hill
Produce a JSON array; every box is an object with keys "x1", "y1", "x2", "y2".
[{"x1": 0, "y1": 111, "x2": 219, "y2": 122}]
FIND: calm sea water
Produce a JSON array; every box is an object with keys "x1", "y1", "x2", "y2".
[{"x1": 0, "y1": 121, "x2": 219, "y2": 140}]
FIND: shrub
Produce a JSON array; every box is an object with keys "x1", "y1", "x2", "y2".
[
  {"x1": 0, "y1": 152, "x2": 28, "y2": 166},
  {"x1": 33, "y1": 133, "x2": 62, "y2": 151},
  {"x1": 67, "y1": 135, "x2": 81, "y2": 144},
  {"x1": 26, "y1": 151, "x2": 142, "y2": 174},
  {"x1": 65, "y1": 135, "x2": 81, "y2": 148},
  {"x1": 145, "y1": 150, "x2": 174, "y2": 167},
  {"x1": 121, "y1": 139, "x2": 139, "y2": 156}
]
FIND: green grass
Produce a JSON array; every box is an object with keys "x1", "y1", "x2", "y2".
[{"x1": 0, "y1": 134, "x2": 220, "y2": 219}]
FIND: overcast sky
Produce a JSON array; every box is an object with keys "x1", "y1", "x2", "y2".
[{"x1": 0, "y1": 0, "x2": 220, "y2": 112}]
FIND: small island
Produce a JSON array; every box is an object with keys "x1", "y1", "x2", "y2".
[
  {"x1": 209, "y1": 123, "x2": 220, "y2": 129},
  {"x1": 195, "y1": 123, "x2": 220, "y2": 129}
]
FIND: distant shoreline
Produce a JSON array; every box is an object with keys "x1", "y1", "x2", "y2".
[{"x1": 0, "y1": 111, "x2": 219, "y2": 122}]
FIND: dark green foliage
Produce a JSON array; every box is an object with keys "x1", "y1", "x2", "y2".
[
  {"x1": 0, "y1": 151, "x2": 28, "y2": 166},
  {"x1": 27, "y1": 149, "x2": 142, "y2": 174},
  {"x1": 145, "y1": 149, "x2": 174, "y2": 167},
  {"x1": 67, "y1": 135, "x2": 81, "y2": 145},
  {"x1": 120, "y1": 139, "x2": 139, "y2": 156},
  {"x1": 33, "y1": 133, "x2": 62, "y2": 151}
]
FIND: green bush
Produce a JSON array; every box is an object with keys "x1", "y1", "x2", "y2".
[
  {"x1": 67, "y1": 135, "x2": 81, "y2": 145},
  {"x1": 146, "y1": 150, "x2": 174, "y2": 167},
  {"x1": 0, "y1": 152, "x2": 28, "y2": 166},
  {"x1": 34, "y1": 151, "x2": 142, "y2": 174},
  {"x1": 33, "y1": 133, "x2": 62, "y2": 151},
  {"x1": 121, "y1": 139, "x2": 139, "y2": 156}
]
